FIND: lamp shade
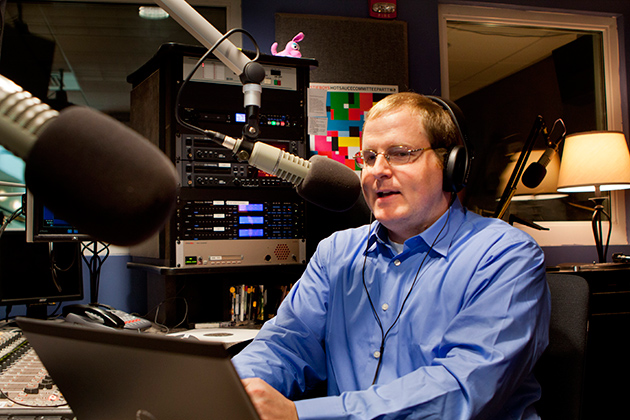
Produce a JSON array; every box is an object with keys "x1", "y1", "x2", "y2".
[
  {"x1": 557, "y1": 131, "x2": 630, "y2": 194},
  {"x1": 498, "y1": 150, "x2": 566, "y2": 201}
]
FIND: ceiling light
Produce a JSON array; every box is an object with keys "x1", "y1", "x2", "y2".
[{"x1": 139, "y1": 6, "x2": 169, "y2": 20}]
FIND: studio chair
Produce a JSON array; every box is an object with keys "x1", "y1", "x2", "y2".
[{"x1": 534, "y1": 273, "x2": 590, "y2": 420}]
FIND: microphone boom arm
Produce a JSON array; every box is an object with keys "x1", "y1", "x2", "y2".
[
  {"x1": 154, "y1": 0, "x2": 249, "y2": 76},
  {"x1": 493, "y1": 115, "x2": 547, "y2": 219}
]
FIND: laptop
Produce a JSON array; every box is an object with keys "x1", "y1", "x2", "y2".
[{"x1": 16, "y1": 317, "x2": 260, "y2": 420}]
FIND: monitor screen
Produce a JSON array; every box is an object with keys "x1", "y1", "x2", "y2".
[
  {"x1": 25, "y1": 190, "x2": 93, "y2": 243},
  {"x1": 0, "y1": 230, "x2": 83, "y2": 309}
]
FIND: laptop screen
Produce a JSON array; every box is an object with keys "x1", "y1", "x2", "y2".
[{"x1": 17, "y1": 317, "x2": 260, "y2": 420}]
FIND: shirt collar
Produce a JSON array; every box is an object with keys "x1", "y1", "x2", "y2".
[{"x1": 365, "y1": 197, "x2": 467, "y2": 258}]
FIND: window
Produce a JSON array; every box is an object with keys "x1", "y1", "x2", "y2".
[{"x1": 439, "y1": 4, "x2": 626, "y2": 247}]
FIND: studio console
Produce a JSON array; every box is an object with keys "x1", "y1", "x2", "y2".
[{"x1": 0, "y1": 327, "x2": 74, "y2": 418}]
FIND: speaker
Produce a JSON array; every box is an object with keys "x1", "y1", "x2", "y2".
[{"x1": 426, "y1": 96, "x2": 472, "y2": 193}]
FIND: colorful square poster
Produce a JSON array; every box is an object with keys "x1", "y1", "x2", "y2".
[{"x1": 308, "y1": 84, "x2": 398, "y2": 171}]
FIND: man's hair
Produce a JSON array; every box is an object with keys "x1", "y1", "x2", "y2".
[{"x1": 364, "y1": 92, "x2": 461, "y2": 158}]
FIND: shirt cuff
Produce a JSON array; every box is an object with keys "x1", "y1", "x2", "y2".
[{"x1": 295, "y1": 396, "x2": 346, "y2": 420}]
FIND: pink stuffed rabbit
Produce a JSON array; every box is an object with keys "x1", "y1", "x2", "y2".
[{"x1": 271, "y1": 32, "x2": 305, "y2": 58}]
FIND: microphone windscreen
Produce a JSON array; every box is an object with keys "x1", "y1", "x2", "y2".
[
  {"x1": 24, "y1": 106, "x2": 179, "y2": 246},
  {"x1": 521, "y1": 162, "x2": 547, "y2": 189},
  {"x1": 296, "y1": 155, "x2": 361, "y2": 212}
]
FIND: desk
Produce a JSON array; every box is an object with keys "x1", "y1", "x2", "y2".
[{"x1": 547, "y1": 264, "x2": 630, "y2": 420}]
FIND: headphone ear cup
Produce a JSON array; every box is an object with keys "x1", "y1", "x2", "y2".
[{"x1": 443, "y1": 145, "x2": 469, "y2": 193}]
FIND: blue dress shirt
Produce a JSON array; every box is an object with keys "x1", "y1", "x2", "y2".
[{"x1": 233, "y1": 198, "x2": 550, "y2": 419}]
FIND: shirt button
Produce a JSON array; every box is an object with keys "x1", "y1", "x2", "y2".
[
  {"x1": 394, "y1": 259, "x2": 401, "y2": 266},
  {"x1": 382, "y1": 303, "x2": 389, "y2": 311},
  {"x1": 373, "y1": 351, "x2": 381, "y2": 359}
]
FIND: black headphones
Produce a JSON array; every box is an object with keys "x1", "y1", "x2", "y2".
[{"x1": 425, "y1": 96, "x2": 473, "y2": 193}]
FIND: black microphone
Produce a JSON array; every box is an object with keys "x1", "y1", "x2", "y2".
[
  {"x1": 213, "y1": 133, "x2": 361, "y2": 212},
  {"x1": 297, "y1": 155, "x2": 361, "y2": 212},
  {"x1": 521, "y1": 135, "x2": 565, "y2": 189},
  {"x1": 0, "y1": 75, "x2": 179, "y2": 246}
]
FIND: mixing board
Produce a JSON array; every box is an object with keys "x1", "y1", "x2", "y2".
[{"x1": 0, "y1": 327, "x2": 75, "y2": 419}]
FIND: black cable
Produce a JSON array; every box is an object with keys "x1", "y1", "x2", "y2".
[
  {"x1": 48, "y1": 242, "x2": 77, "y2": 294},
  {"x1": 0, "y1": 388, "x2": 69, "y2": 408},
  {"x1": 48, "y1": 300, "x2": 63, "y2": 317},
  {"x1": 0, "y1": 205, "x2": 23, "y2": 240},
  {"x1": 175, "y1": 28, "x2": 261, "y2": 139},
  {"x1": 147, "y1": 296, "x2": 189, "y2": 333},
  {"x1": 363, "y1": 200, "x2": 454, "y2": 385}
]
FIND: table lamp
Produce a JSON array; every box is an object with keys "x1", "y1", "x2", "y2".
[{"x1": 556, "y1": 131, "x2": 630, "y2": 263}]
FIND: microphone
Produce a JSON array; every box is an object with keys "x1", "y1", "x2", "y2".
[
  {"x1": 521, "y1": 133, "x2": 565, "y2": 189},
  {"x1": 216, "y1": 133, "x2": 361, "y2": 212},
  {"x1": 0, "y1": 74, "x2": 179, "y2": 246}
]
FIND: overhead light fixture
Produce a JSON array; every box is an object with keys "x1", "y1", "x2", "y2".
[
  {"x1": 139, "y1": 6, "x2": 169, "y2": 20},
  {"x1": 557, "y1": 130, "x2": 630, "y2": 263}
]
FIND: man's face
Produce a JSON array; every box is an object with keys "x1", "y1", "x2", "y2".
[{"x1": 360, "y1": 107, "x2": 451, "y2": 243}]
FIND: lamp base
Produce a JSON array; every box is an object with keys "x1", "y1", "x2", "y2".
[{"x1": 589, "y1": 196, "x2": 610, "y2": 264}]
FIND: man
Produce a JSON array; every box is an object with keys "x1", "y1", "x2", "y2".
[{"x1": 233, "y1": 92, "x2": 550, "y2": 420}]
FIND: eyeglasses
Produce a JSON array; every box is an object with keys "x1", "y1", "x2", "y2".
[{"x1": 354, "y1": 146, "x2": 430, "y2": 168}]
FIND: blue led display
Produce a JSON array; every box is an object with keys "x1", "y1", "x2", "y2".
[
  {"x1": 238, "y1": 203, "x2": 264, "y2": 212},
  {"x1": 239, "y1": 216, "x2": 264, "y2": 224},
  {"x1": 239, "y1": 229, "x2": 264, "y2": 237}
]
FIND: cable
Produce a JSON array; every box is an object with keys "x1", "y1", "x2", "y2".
[
  {"x1": 175, "y1": 28, "x2": 261, "y2": 139},
  {"x1": 48, "y1": 301, "x2": 63, "y2": 318},
  {"x1": 0, "y1": 388, "x2": 69, "y2": 409},
  {"x1": 0, "y1": 206, "x2": 23, "y2": 240},
  {"x1": 145, "y1": 296, "x2": 189, "y2": 334},
  {"x1": 48, "y1": 242, "x2": 78, "y2": 294},
  {"x1": 363, "y1": 201, "x2": 454, "y2": 385}
]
